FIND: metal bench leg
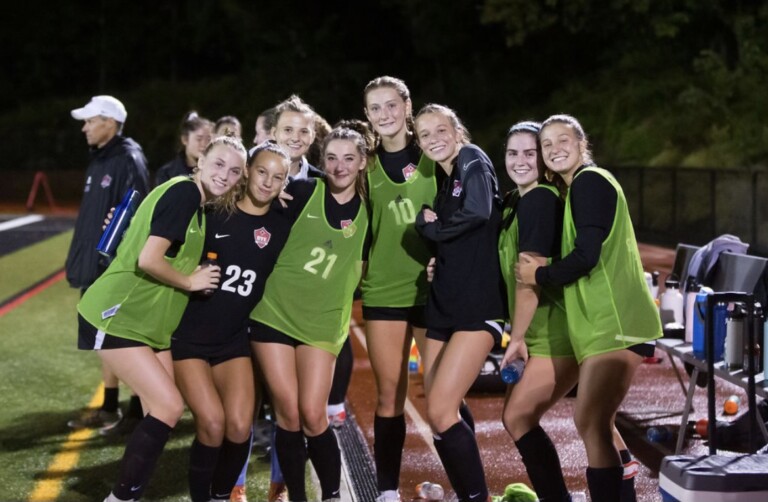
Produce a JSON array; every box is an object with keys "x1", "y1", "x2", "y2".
[{"x1": 676, "y1": 366, "x2": 700, "y2": 454}]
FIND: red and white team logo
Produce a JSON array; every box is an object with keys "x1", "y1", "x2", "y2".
[
  {"x1": 100, "y1": 174, "x2": 112, "y2": 188},
  {"x1": 253, "y1": 227, "x2": 271, "y2": 249},
  {"x1": 341, "y1": 219, "x2": 357, "y2": 238},
  {"x1": 452, "y1": 180, "x2": 462, "y2": 197},
  {"x1": 402, "y1": 163, "x2": 417, "y2": 181}
]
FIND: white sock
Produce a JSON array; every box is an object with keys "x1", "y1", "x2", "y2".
[{"x1": 327, "y1": 403, "x2": 345, "y2": 416}]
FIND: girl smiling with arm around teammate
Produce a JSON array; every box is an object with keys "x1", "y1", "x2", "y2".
[
  {"x1": 77, "y1": 135, "x2": 246, "y2": 502},
  {"x1": 516, "y1": 114, "x2": 661, "y2": 502},
  {"x1": 415, "y1": 104, "x2": 506, "y2": 502},
  {"x1": 248, "y1": 126, "x2": 371, "y2": 502},
  {"x1": 170, "y1": 142, "x2": 292, "y2": 502}
]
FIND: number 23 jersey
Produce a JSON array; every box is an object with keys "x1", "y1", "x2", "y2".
[{"x1": 172, "y1": 205, "x2": 292, "y2": 345}]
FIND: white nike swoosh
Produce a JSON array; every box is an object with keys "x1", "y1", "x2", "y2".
[
  {"x1": 469, "y1": 492, "x2": 481, "y2": 499},
  {"x1": 189, "y1": 228, "x2": 197, "y2": 233},
  {"x1": 307, "y1": 214, "x2": 319, "y2": 219},
  {"x1": 130, "y1": 485, "x2": 142, "y2": 492},
  {"x1": 215, "y1": 233, "x2": 230, "y2": 239},
  {"x1": 373, "y1": 181, "x2": 385, "y2": 188}
]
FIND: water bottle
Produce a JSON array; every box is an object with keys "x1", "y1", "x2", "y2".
[
  {"x1": 684, "y1": 277, "x2": 699, "y2": 343},
  {"x1": 416, "y1": 481, "x2": 444, "y2": 501},
  {"x1": 644, "y1": 271, "x2": 653, "y2": 296},
  {"x1": 724, "y1": 305, "x2": 745, "y2": 370},
  {"x1": 200, "y1": 252, "x2": 218, "y2": 296},
  {"x1": 96, "y1": 189, "x2": 141, "y2": 258},
  {"x1": 500, "y1": 358, "x2": 525, "y2": 384},
  {"x1": 692, "y1": 288, "x2": 726, "y2": 360},
  {"x1": 651, "y1": 271, "x2": 660, "y2": 300},
  {"x1": 660, "y1": 275, "x2": 684, "y2": 326},
  {"x1": 646, "y1": 425, "x2": 671, "y2": 442}
]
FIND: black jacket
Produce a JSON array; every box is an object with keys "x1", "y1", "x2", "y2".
[
  {"x1": 154, "y1": 152, "x2": 193, "y2": 187},
  {"x1": 65, "y1": 135, "x2": 150, "y2": 289},
  {"x1": 416, "y1": 144, "x2": 506, "y2": 328}
]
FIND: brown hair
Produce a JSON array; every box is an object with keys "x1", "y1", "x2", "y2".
[
  {"x1": 539, "y1": 114, "x2": 594, "y2": 166},
  {"x1": 414, "y1": 103, "x2": 471, "y2": 145},
  {"x1": 506, "y1": 120, "x2": 567, "y2": 198},
  {"x1": 363, "y1": 75, "x2": 415, "y2": 146},
  {"x1": 216, "y1": 140, "x2": 289, "y2": 214},
  {"x1": 322, "y1": 126, "x2": 371, "y2": 201}
]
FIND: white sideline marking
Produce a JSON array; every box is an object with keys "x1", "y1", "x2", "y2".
[
  {"x1": 0, "y1": 214, "x2": 43, "y2": 232},
  {"x1": 349, "y1": 320, "x2": 439, "y2": 459}
]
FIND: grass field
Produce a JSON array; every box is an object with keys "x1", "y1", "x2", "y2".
[{"x1": 0, "y1": 229, "x2": 279, "y2": 501}]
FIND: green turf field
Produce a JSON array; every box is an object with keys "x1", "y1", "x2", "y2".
[{"x1": 0, "y1": 230, "x2": 286, "y2": 501}]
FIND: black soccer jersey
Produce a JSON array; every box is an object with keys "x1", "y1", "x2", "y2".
[{"x1": 171, "y1": 203, "x2": 292, "y2": 345}]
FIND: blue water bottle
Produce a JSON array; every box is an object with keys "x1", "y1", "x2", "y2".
[
  {"x1": 96, "y1": 189, "x2": 141, "y2": 259},
  {"x1": 501, "y1": 358, "x2": 525, "y2": 384}
]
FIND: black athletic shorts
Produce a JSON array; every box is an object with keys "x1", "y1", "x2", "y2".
[
  {"x1": 426, "y1": 320, "x2": 504, "y2": 346},
  {"x1": 170, "y1": 332, "x2": 250, "y2": 366},
  {"x1": 78, "y1": 313, "x2": 163, "y2": 352},
  {"x1": 627, "y1": 342, "x2": 656, "y2": 358},
  {"x1": 248, "y1": 320, "x2": 304, "y2": 348},
  {"x1": 362, "y1": 305, "x2": 426, "y2": 328}
]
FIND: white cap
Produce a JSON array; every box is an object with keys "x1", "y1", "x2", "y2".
[{"x1": 71, "y1": 95, "x2": 127, "y2": 122}]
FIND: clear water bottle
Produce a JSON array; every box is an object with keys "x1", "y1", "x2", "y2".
[
  {"x1": 200, "y1": 252, "x2": 218, "y2": 296},
  {"x1": 500, "y1": 358, "x2": 525, "y2": 384},
  {"x1": 96, "y1": 189, "x2": 141, "y2": 259},
  {"x1": 660, "y1": 274, "x2": 684, "y2": 326},
  {"x1": 416, "y1": 481, "x2": 444, "y2": 501}
]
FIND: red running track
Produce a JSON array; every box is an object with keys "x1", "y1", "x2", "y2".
[{"x1": 342, "y1": 244, "x2": 752, "y2": 501}]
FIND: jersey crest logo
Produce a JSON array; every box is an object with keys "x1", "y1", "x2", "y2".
[
  {"x1": 254, "y1": 227, "x2": 271, "y2": 249},
  {"x1": 323, "y1": 240, "x2": 334, "y2": 249},
  {"x1": 341, "y1": 219, "x2": 357, "y2": 238},
  {"x1": 402, "y1": 163, "x2": 417, "y2": 181},
  {"x1": 452, "y1": 180, "x2": 463, "y2": 197},
  {"x1": 100, "y1": 174, "x2": 112, "y2": 188}
]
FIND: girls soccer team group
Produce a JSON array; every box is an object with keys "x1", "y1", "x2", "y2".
[{"x1": 77, "y1": 75, "x2": 661, "y2": 502}]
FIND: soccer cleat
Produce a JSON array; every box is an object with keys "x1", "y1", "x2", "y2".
[
  {"x1": 68, "y1": 408, "x2": 123, "y2": 430},
  {"x1": 230, "y1": 484, "x2": 248, "y2": 502},
  {"x1": 267, "y1": 481, "x2": 287, "y2": 502},
  {"x1": 328, "y1": 409, "x2": 347, "y2": 428},
  {"x1": 99, "y1": 414, "x2": 141, "y2": 437}
]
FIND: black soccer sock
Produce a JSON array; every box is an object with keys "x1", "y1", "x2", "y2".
[
  {"x1": 373, "y1": 414, "x2": 406, "y2": 491},
  {"x1": 275, "y1": 426, "x2": 307, "y2": 501},
  {"x1": 112, "y1": 414, "x2": 172, "y2": 501},
  {"x1": 102, "y1": 387, "x2": 119, "y2": 413},
  {"x1": 188, "y1": 438, "x2": 220, "y2": 502},
  {"x1": 514, "y1": 426, "x2": 569, "y2": 502},
  {"x1": 586, "y1": 466, "x2": 623, "y2": 502},
  {"x1": 210, "y1": 437, "x2": 252, "y2": 499},
  {"x1": 459, "y1": 400, "x2": 475, "y2": 433},
  {"x1": 433, "y1": 421, "x2": 487, "y2": 501},
  {"x1": 329, "y1": 338, "x2": 353, "y2": 405},
  {"x1": 306, "y1": 426, "x2": 342, "y2": 500},
  {"x1": 126, "y1": 394, "x2": 143, "y2": 419},
  {"x1": 619, "y1": 449, "x2": 637, "y2": 502}
]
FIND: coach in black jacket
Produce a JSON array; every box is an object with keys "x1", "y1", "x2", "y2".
[{"x1": 65, "y1": 95, "x2": 149, "y2": 290}]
